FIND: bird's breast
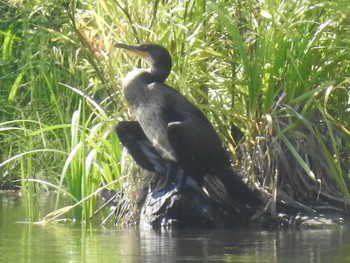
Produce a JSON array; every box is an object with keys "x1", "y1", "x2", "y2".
[{"x1": 135, "y1": 104, "x2": 176, "y2": 162}]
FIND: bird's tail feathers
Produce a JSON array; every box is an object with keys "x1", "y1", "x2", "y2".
[{"x1": 202, "y1": 167, "x2": 261, "y2": 216}]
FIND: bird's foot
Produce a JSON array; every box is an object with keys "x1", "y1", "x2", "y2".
[{"x1": 153, "y1": 164, "x2": 182, "y2": 192}]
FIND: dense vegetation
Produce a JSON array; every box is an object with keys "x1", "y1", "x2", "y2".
[{"x1": 0, "y1": 0, "x2": 349, "y2": 222}]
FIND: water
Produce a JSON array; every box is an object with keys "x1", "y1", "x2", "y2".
[{"x1": 1, "y1": 192, "x2": 350, "y2": 263}]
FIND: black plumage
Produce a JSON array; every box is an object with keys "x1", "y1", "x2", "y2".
[{"x1": 115, "y1": 43, "x2": 261, "y2": 216}]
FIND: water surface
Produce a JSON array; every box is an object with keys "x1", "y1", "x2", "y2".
[{"x1": 1, "y1": 192, "x2": 349, "y2": 262}]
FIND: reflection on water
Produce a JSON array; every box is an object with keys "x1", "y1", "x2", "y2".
[{"x1": 1, "y1": 192, "x2": 350, "y2": 262}]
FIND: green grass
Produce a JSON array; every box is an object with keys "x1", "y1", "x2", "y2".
[{"x1": 0, "y1": 0, "x2": 349, "y2": 222}]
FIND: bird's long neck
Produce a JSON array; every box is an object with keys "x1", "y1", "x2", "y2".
[
  {"x1": 122, "y1": 53, "x2": 172, "y2": 107},
  {"x1": 124, "y1": 64, "x2": 170, "y2": 86},
  {"x1": 149, "y1": 64, "x2": 171, "y2": 83},
  {"x1": 144, "y1": 52, "x2": 172, "y2": 83}
]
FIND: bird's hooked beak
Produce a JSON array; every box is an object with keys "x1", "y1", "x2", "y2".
[{"x1": 114, "y1": 43, "x2": 149, "y2": 59}]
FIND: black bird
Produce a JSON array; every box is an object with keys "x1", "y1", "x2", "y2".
[
  {"x1": 115, "y1": 43, "x2": 229, "y2": 181},
  {"x1": 115, "y1": 43, "x2": 261, "y2": 214}
]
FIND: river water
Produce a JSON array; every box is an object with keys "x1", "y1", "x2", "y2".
[{"x1": 1, "y1": 192, "x2": 349, "y2": 262}]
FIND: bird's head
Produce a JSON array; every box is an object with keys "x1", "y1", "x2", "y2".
[{"x1": 115, "y1": 43, "x2": 172, "y2": 82}]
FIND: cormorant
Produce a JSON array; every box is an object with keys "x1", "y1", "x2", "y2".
[{"x1": 115, "y1": 43, "x2": 261, "y2": 214}]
